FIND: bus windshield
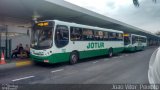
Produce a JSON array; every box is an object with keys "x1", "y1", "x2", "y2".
[
  {"x1": 124, "y1": 36, "x2": 130, "y2": 45},
  {"x1": 31, "y1": 22, "x2": 54, "y2": 50}
]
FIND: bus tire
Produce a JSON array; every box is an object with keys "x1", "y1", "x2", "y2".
[
  {"x1": 33, "y1": 61, "x2": 43, "y2": 65},
  {"x1": 108, "y1": 48, "x2": 113, "y2": 57},
  {"x1": 135, "y1": 46, "x2": 137, "y2": 51},
  {"x1": 142, "y1": 46, "x2": 145, "y2": 50},
  {"x1": 69, "y1": 52, "x2": 78, "y2": 65}
]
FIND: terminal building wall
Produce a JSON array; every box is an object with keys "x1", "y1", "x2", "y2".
[
  {"x1": 11, "y1": 35, "x2": 30, "y2": 50},
  {"x1": 0, "y1": 16, "x2": 31, "y2": 51}
]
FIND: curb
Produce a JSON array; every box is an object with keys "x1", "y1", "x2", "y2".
[
  {"x1": 16, "y1": 60, "x2": 33, "y2": 67},
  {"x1": 0, "y1": 60, "x2": 33, "y2": 70}
]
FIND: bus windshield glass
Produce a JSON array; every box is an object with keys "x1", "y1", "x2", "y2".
[
  {"x1": 31, "y1": 22, "x2": 54, "y2": 49},
  {"x1": 124, "y1": 36, "x2": 130, "y2": 45}
]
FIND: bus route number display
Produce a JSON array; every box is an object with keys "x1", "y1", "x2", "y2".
[{"x1": 37, "y1": 22, "x2": 49, "y2": 27}]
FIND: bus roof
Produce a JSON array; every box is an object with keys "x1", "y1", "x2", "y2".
[
  {"x1": 131, "y1": 34, "x2": 147, "y2": 38},
  {"x1": 46, "y1": 20, "x2": 123, "y2": 33}
]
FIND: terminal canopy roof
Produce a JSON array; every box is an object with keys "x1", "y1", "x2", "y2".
[{"x1": 0, "y1": 0, "x2": 159, "y2": 39}]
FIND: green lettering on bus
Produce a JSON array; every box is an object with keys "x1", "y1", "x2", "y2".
[
  {"x1": 95, "y1": 43, "x2": 98, "y2": 48},
  {"x1": 87, "y1": 42, "x2": 104, "y2": 49},
  {"x1": 91, "y1": 42, "x2": 94, "y2": 48}
]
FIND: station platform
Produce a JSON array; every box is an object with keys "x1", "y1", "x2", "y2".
[{"x1": 0, "y1": 58, "x2": 33, "y2": 70}]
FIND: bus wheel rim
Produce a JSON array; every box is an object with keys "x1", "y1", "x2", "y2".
[
  {"x1": 109, "y1": 53, "x2": 112, "y2": 57},
  {"x1": 72, "y1": 55, "x2": 77, "y2": 63},
  {"x1": 109, "y1": 51, "x2": 112, "y2": 57}
]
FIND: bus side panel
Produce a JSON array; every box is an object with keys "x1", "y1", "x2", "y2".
[
  {"x1": 51, "y1": 53, "x2": 70, "y2": 63},
  {"x1": 69, "y1": 40, "x2": 124, "y2": 59},
  {"x1": 79, "y1": 49, "x2": 108, "y2": 59},
  {"x1": 79, "y1": 47, "x2": 124, "y2": 59},
  {"x1": 124, "y1": 47, "x2": 136, "y2": 52},
  {"x1": 136, "y1": 46, "x2": 143, "y2": 50},
  {"x1": 113, "y1": 47, "x2": 124, "y2": 54},
  {"x1": 124, "y1": 42, "x2": 147, "y2": 52}
]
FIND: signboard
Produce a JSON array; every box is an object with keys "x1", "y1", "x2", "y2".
[
  {"x1": 37, "y1": 22, "x2": 49, "y2": 27},
  {"x1": 123, "y1": 34, "x2": 129, "y2": 37}
]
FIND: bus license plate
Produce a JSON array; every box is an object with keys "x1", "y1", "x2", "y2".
[{"x1": 44, "y1": 60, "x2": 49, "y2": 63}]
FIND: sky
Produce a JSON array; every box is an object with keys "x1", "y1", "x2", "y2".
[{"x1": 65, "y1": 0, "x2": 160, "y2": 33}]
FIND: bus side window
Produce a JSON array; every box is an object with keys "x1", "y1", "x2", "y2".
[
  {"x1": 82, "y1": 29, "x2": 94, "y2": 41},
  {"x1": 99, "y1": 31, "x2": 104, "y2": 41},
  {"x1": 94, "y1": 30, "x2": 99, "y2": 40},
  {"x1": 94, "y1": 30, "x2": 104, "y2": 41},
  {"x1": 136, "y1": 36, "x2": 139, "y2": 43},
  {"x1": 117, "y1": 33, "x2": 123, "y2": 41},
  {"x1": 139, "y1": 37, "x2": 142, "y2": 43},
  {"x1": 142, "y1": 38, "x2": 144, "y2": 42},
  {"x1": 143, "y1": 38, "x2": 147, "y2": 43},
  {"x1": 108, "y1": 32, "x2": 111, "y2": 41},
  {"x1": 70, "y1": 27, "x2": 82, "y2": 41},
  {"x1": 109, "y1": 32, "x2": 116, "y2": 41},
  {"x1": 132, "y1": 36, "x2": 135, "y2": 44},
  {"x1": 104, "y1": 31, "x2": 109, "y2": 41},
  {"x1": 132, "y1": 36, "x2": 138, "y2": 44},
  {"x1": 55, "y1": 25, "x2": 69, "y2": 48},
  {"x1": 142, "y1": 37, "x2": 146, "y2": 43}
]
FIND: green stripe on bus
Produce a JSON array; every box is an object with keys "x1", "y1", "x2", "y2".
[
  {"x1": 30, "y1": 47, "x2": 124, "y2": 64},
  {"x1": 30, "y1": 53, "x2": 70, "y2": 64},
  {"x1": 124, "y1": 46, "x2": 145, "y2": 52}
]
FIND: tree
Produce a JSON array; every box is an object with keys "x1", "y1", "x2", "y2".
[{"x1": 133, "y1": 0, "x2": 157, "y2": 7}]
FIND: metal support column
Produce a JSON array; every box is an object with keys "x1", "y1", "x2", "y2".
[
  {"x1": 0, "y1": 33, "x2": 1, "y2": 57},
  {"x1": 5, "y1": 25, "x2": 8, "y2": 59}
]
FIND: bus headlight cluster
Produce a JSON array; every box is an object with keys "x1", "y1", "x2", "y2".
[{"x1": 45, "y1": 51, "x2": 52, "y2": 56}]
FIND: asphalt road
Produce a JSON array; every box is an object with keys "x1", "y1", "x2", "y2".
[{"x1": 0, "y1": 47, "x2": 158, "y2": 85}]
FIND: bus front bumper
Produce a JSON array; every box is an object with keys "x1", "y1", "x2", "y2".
[{"x1": 30, "y1": 54, "x2": 54, "y2": 64}]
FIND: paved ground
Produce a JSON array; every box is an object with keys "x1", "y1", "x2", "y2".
[{"x1": 0, "y1": 47, "x2": 158, "y2": 84}]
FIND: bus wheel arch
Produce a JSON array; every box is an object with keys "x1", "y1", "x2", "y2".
[
  {"x1": 69, "y1": 51, "x2": 79, "y2": 65},
  {"x1": 135, "y1": 46, "x2": 137, "y2": 50},
  {"x1": 134, "y1": 46, "x2": 137, "y2": 51},
  {"x1": 108, "y1": 48, "x2": 113, "y2": 57},
  {"x1": 142, "y1": 46, "x2": 145, "y2": 50}
]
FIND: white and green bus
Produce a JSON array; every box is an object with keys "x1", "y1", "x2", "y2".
[
  {"x1": 30, "y1": 20, "x2": 124, "y2": 64},
  {"x1": 124, "y1": 33, "x2": 147, "y2": 52}
]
